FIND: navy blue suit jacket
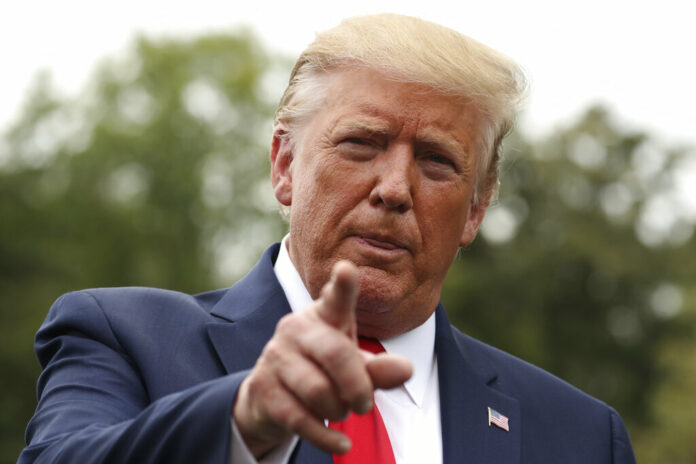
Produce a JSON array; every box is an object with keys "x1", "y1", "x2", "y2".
[{"x1": 21, "y1": 244, "x2": 636, "y2": 463}]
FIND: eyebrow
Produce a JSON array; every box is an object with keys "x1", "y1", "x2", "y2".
[
  {"x1": 418, "y1": 134, "x2": 470, "y2": 158},
  {"x1": 333, "y1": 106, "x2": 474, "y2": 157},
  {"x1": 338, "y1": 121, "x2": 392, "y2": 136}
]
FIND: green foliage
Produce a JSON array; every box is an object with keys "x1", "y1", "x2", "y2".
[
  {"x1": 1, "y1": 31, "x2": 694, "y2": 463},
  {"x1": 633, "y1": 290, "x2": 696, "y2": 463}
]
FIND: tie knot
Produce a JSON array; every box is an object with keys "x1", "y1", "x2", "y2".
[{"x1": 358, "y1": 337, "x2": 386, "y2": 354}]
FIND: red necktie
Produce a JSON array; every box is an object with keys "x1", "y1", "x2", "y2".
[{"x1": 328, "y1": 338, "x2": 397, "y2": 464}]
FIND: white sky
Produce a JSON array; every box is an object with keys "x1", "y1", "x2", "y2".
[{"x1": 1, "y1": 0, "x2": 694, "y2": 146}]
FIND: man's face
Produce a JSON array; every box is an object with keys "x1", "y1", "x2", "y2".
[{"x1": 272, "y1": 68, "x2": 489, "y2": 338}]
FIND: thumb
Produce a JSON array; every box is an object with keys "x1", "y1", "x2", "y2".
[
  {"x1": 365, "y1": 353, "x2": 413, "y2": 390},
  {"x1": 316, "y1": 260, "x2": 359, "y2": 333}
]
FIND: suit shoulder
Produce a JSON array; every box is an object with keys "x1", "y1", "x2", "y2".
[
  {"x1": 451, "y1": 325, "x2": 608, "y2": 410},
  {"x1": 54, "y1": 286, "x2": 228, "y2": 315},
  {"x1": 42, "y1": 287, "x2": 231, "y2": 343},
  {"x1": 39, "y1": 287, "x2": 231, "y2": 367},
  {"x1": 448, "y1": 326, "x2": 636, "y2": 461}
]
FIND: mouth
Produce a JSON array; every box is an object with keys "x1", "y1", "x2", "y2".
[{"x1": 355, "y1": 233, "x2": 409, "y2": 252}]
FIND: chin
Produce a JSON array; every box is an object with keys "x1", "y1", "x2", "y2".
[{"x1": 355, "y1": 272, "x2": 405, "y2": 314}]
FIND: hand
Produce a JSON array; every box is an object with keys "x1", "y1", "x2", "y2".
[{"x1": 233, "y1": 260, "x2": 413, "y2": 458}]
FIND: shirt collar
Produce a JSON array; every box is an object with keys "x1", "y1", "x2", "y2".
[
  {"x1": 273, "y1": 235, "x2": 314, "y2": 313},
  {"x1": 273, "y1": 235, "x2": 436, "y2": 407}
]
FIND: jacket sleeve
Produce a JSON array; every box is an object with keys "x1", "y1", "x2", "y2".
[
  {"x1": 19, "y1": 291, "x2": 249, "y2": 464},
  {"x1": 609, "y1": 407, "x2": 637, "y2": 464}
]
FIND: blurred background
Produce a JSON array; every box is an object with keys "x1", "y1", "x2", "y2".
[{"x1": 1, "y1": 1, "x2": 694, "y2": 462}]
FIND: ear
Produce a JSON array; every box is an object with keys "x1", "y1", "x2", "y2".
[
  {"x1": 270, "y1": 127, "x2": 294, "y2": 206},
  {"x1": 459, "y1": 193, "x2": 491, "y2": 247}
]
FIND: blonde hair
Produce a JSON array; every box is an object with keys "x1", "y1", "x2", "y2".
[{"x1": 274, "y1": 13, "x2": 527, "y2": 203}]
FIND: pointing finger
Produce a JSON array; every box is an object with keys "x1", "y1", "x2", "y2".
[{"x1": 316, "y1": 260, "x2": 359, "y2": 332}]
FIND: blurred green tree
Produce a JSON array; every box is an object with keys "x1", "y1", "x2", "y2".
[
  {"x1": 632, "y1": 289, "x2": 696, "y2": 463},
  {"x1": 1, "y1": 31, "x2": 695, "y2": 464}
]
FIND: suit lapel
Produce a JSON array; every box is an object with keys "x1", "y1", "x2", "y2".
[
  {"x1": 205, "y1": 243, "x2": 333, "y2": 464},
  {"x1": 435, "y1": 305, "x2": 521, "y2": 464},
  {"x1": 205, "y1": 244, "x2": 292, "y2": 374}
]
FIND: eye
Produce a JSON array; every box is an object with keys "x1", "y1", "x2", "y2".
[
  {"x1": 426, "y1": 153, "x2": 453, "y2": 166},
  {"x1": 337, "y1": 137, "x2": 379, "y2": 161},
  {"x1": 419, "y1": 152, "x2": 460, "y2": 180},
  {"x1": 343, "y1": 137, "x2": 370, "y2": 146},
  {"x1": 422, "y1": 153, "x2": 457, "y2": 170}
]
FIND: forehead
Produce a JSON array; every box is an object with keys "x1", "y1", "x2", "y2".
[{"x1": 315, "y1": 68, "x2": 483, "y2": 150}]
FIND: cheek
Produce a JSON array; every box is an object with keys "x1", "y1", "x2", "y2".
[
  {"x1": 314, "y1": 160, "x2": 370, "y2": 209},
  {"x1": 418, "y1": 191, "x2": 471, "y2": 247},
  {"x1": 290, "y1": 167, "x2": 347, "y2": 234},
  {"x1": 291, "y1": 158, "x2": 326, "y2": 206}
]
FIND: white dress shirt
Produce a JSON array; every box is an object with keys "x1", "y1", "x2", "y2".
[{"x1": 230, "y1": 237, "x2": 442, "y2": 463}]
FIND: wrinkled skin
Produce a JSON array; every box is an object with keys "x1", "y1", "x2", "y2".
[{"x1": 234, "y1": 68, "x2": 490, "y2": 457}]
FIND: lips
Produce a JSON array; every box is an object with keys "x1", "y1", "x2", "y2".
[{"x1": 357, "y1": 233, "x2": 408, "y2": 252}]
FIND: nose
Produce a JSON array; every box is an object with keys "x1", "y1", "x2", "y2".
[{"x1": 368, "y1": 146, "x2": 414, "y2": 213}]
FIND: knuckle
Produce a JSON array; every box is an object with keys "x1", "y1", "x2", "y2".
[
  {"x1": 267, "y1": 395, "x2": 292, "y2": 424},
  {"x1": 318, "y1": 338, "x2": 353, "y2": 368},
  {"x1": 304, "y1": 376, "x2": 332, "y2": 402},
  {"x1": 275, "y1": 405, "x2": 306, "y2": 433},
  {"x1": 261, "y1": 339, "x2": 284, "y2": 364},
  {"x1": 244, "y1": 371, "x2": 265, "y2": 394},
  {"x1": 276, "y1": 313, "x2": 302, "y2": 335},
  {"x1": 244, "y1": 361, "x2": 275, "y2": 394}
]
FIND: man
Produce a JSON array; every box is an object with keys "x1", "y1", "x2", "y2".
[{"x1": 21, "y1": 14, "x2": 636, "y2": 464}]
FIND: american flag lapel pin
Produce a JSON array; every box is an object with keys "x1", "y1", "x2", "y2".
[{"x1": 488, "y1": 407, "x2": 510, "y2": 432}]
